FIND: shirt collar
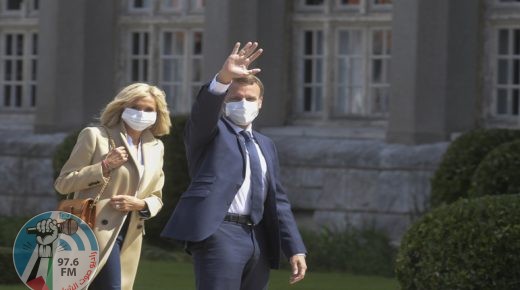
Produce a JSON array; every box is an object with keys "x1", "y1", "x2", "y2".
[
  {"x1": 223, "y1": 117, "x2": 253, "y2": 135},
  {"x1": 125, "y1": 133, "x2": 142, "y2": 149}
]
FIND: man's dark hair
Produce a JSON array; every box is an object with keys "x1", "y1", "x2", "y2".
[{"x1": 233, "y1": 75, "x2": 264, "y2": 97}]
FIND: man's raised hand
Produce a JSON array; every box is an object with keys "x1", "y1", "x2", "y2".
[{"x1": 216, "y1": 42, "x2": 263, "y2": 84}]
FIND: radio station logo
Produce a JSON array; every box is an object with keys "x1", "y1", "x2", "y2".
[{"x1": 13, "y1": 211, "x2": 99, "y2": 290}]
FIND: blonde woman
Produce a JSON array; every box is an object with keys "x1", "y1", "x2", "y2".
[{"x1": 55, "y1": 83, "x2": 171, "y2": 290}]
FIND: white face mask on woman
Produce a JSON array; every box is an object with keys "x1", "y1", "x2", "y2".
[
  {"x1": 121, "y1": 108, "x2": 157, "y2": 131},
  {"x1": 224, "y1": 100, "x2": 260, "y2": 126}
]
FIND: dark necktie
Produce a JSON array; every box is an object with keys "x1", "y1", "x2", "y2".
[{"x1": 240, "y1": 130, "x2": 264, "y2": 224}]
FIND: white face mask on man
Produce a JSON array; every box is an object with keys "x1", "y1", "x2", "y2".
[
  {"x1": 121, "y1": 108, "x2": 157, "y2": 131},
  {"x1": 224, "y1": 100, "x2": 260, "y2": 126}
]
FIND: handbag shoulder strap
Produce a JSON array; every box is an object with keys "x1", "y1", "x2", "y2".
[{"x1": 91, "y1": 126, "x2": 116, "y2": 207}]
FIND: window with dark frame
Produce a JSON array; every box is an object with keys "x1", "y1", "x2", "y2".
[
  {"x1": 6, "y1": 0, "x2": 23, "y2": 10},
  {"x1": 495, "y1": 28, "x2": 520, "y2": 116},
  {"x1": 305, "y1": 0, "x2": 324, "y2": 5},
  {"x1": 295, "y1": 0, "x2": 392, "y2": 118},
  {"x1": 129, "y1": 32, "x2": 150, "y2": 82},
  {"x1": 1, "y1": 32, "x2": 38, "y2": 109},
  {"x1": 301, "y1": 30, "x2": 324, "y2": 113}
]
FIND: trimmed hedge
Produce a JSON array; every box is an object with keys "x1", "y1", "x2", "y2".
[
  {"x1": 0, "y1": 216, "x2": 30, "y2": 284},
  {"x1": 469, "y1": 139, "x2": 520, "y2": 198},
  {"x1": 0, "y1": 216, "x2": 28, "y2": 247},
  {"x1": 430, "y1": 129, "x2": 520, "y2": 207},
  {"x1": 0, "y1": 246, "x2": 19, "y2": 284},
  {"x1": 52, "y1": 130, "x2": 81, "y2": 181},
  {"x1": 396, "y1": 195, "x2": 520, "y2": 290},
  {"x1": 300, "y1": 227, "x2": 396, "y2": 277},
  {"x1": 52, "y1": 116, "x2": 190, "y2": 249},
  {"x1": 52, "y1": 130, "x2": 81, "y2": 201},
  {"x1": 146, "y1": 115, "x2": 189, "y2": 249}
]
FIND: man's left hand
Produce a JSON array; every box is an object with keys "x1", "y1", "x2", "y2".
[{"x1": 289, "y1": 254, "x2": 307, "y2": 284}]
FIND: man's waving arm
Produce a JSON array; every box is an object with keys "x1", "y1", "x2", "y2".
[{"x1": 187, "y1": 42, "x2": 263, "y2": 147}]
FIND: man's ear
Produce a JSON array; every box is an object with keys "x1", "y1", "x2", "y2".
[{"x1": 258, "y1": 96, "x2": 263, "y2": 109}]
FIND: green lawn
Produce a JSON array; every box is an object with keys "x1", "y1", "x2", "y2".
[{"x1": 0, "y1": 260, "x2": 399, "y2": 290}]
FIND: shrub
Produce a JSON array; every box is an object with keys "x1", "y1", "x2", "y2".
[
  {"x1": 52, "y1": 130, "x2": 81, "y2": 200},
  {"x1": 52, "y1": 130, "x2": 81, "y2": 181},
  {"x1": 0, "y1": 216, "x2": 31, "y2": 284},
  {"x1": 145, "y1": 115, "x2": 189, "y2": 249},
  {"x1": 51, "y1": 116, "x2": 191, "y2": 250},
  {"x1": 0, "y1": 246, "x2": 19, "y2": 284},
  {"x1": 0, "y1": 216, "x2": 29, "y2": 247},
  {"x1": 298, "y1": 227, "x2": 396, "y2": 277},
  {"x1": 395, "y1": 195, "x2": 520, "y2": 290},
  {"x1": 430, "y1": 129, "x2": 520, "y2": 208},
  {"x1": 469, "y1": 139, "x2": 520, "y2": 198}
]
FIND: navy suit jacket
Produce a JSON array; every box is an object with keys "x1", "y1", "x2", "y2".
[{"x1": 161, "y1": 84, "x2": 307, "y2": 268}]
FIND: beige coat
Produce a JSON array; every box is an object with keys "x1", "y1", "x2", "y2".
[{"x1": 54, "y1": 122, "x2": 164, "y2": 290}]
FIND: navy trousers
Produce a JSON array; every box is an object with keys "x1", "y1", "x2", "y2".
[
  {"x1": 88, "y1": 216, "x2": 130, "y2": 290},
  {"x1": 188, "y1": 221, "x2": 271, "y2": 290}
]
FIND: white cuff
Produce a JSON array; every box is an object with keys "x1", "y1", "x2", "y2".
[{"x1": 208, "y1": 74, "x2": 231, "y2": 95}]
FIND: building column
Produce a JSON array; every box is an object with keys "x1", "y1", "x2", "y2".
[
  {"x1": 203, "y1": 0, "x2": 290, "y2": 127},
  {"x1": 387, "y1": 0, "x2": 481, "y2": 144},
  {"x1": 35, "y1": 0, "x2": 118, "y2": 133}
]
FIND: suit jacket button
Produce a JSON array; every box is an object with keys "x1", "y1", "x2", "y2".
[
  {"x1": 101, "y1": 219, "x2": 108, "y2": 225},
  {"x1": 137, "y1": 224, "x2": 143, "y2": 229}
]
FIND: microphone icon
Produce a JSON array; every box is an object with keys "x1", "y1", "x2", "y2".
[{"x1": 26, "y1": 219, "x2": 79, "y2": 235}]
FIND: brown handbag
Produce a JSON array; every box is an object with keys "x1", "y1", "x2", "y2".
[
  {"x1": 57, "y1": 127, "x2": 115, "y2": 229},
  {"x1": 57, "y1": 197, "x2": 97, "y2": 229}
]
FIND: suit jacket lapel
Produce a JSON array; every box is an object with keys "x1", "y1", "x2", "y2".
[
  {"x1": 115, "y1": 122, "x2": 140, "y2": 170},
  {"x1": 110, "y1": 123, "x2": 157, "y2": 195},
  {"x1": 253, "y1": 132, "x2": 275, "y2": 189}
]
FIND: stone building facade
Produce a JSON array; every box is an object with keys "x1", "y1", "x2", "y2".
[{"x1": 1, "y1": 0, "x2": 517, "y2": 241}]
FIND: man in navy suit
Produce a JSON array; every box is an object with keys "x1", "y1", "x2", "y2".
[{"x1": 162, "y1": 42, "x2": 307, "y2": 290}]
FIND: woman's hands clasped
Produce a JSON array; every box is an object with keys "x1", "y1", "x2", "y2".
[{"x1": 101, "y1": 147, "x2": 147, "y2": 212}]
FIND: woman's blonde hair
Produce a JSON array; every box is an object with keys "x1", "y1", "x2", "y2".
[{"x1": 100, "y1": 83, "x2": 171, "y2": 136}]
